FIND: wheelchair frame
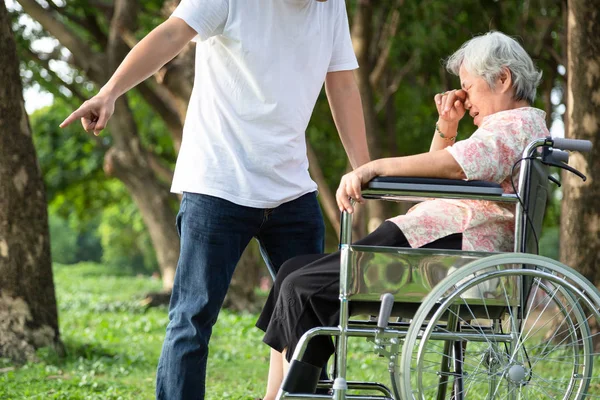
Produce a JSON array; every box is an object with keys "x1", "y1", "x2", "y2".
[{"x1": 275, "y1": 137, "x2": 598, "y2": 400}]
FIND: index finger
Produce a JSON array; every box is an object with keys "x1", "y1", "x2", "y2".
[
  {"x1": 454, "y1": 89, "x2": 467, "y2": 101},
  {"x1": 59, "y1": 108, "x2": 87, "y2": 128}
]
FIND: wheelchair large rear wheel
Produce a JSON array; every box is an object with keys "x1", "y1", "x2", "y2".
[{"x1": 398, "y1": 253, "x2": 600, "y2": 400}]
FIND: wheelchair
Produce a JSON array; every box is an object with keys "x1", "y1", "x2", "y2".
[{"x1": 275, "y1": 136, "x2": 599, "y2": 400}]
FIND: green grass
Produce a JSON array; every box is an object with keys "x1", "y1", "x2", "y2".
[
  {"x1": 0, "y1": 263, "x2": 393, "y2": 399},
  {"x1": 6, "y1": 263, "x2": 596, "y2": 399}
]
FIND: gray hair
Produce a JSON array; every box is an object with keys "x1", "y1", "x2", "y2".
[{"x1": 446, "y1": 31, "x2": 542, "y2": 104}]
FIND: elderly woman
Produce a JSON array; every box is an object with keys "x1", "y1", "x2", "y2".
[{"x1": 256, "y1": 31, "x2": 548, "y2": 399}]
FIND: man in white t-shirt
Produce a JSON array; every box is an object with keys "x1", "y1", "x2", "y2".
[{"x1": 60, "y1": 0, "x2": 369, "y2": 398}]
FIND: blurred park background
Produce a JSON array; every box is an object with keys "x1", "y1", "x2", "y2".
[{"x1": 0, "y1": 0, "x2": 598, "y2": 398}]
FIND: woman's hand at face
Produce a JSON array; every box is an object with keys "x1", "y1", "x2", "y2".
[
  {"x1": 435, "y1": 89, "x2": 467, "y2": 124},
  {"x1": 336, "y1": 163, "x2": 377, "y2": 214}
]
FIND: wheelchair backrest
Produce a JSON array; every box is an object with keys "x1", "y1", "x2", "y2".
[{"x1": 518, "y1": 156, "x2": 549, "y2": 254}]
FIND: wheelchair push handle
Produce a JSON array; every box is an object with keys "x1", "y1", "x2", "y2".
[
  {"x1": 541, "y1": 137, "x2": 592, "y2": 183},
  {"x1": 551, "y1": 137, "x2": 593, "y2": 153}
]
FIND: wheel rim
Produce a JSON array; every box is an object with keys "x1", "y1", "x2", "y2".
[{"x1": 399, "y1": 254, "x2": 600, "y2": 400}]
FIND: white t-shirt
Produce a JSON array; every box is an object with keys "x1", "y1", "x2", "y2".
[{"x1": 170, "y1": 0, "x2": 359, "y2": 208}]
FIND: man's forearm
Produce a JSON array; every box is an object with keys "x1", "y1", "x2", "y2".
[
  {"x1": 325, "y1": 71, "x2": 371, "y2": 169},
  {"x1": 101, "y1": 17, "x2": 197, "y2": 100}
]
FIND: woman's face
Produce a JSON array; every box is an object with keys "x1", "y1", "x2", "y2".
[{"x1": 459, "y1": 64, "x2": 510, "y2": 127}]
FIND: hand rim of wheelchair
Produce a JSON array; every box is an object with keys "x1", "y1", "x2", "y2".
[{"x1": 398, "y1": 253, "x2": 600, "y2": 400}]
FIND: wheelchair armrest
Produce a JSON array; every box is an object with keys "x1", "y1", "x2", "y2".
[{"x1": 362, "y1": 176, "x2": 517, "y2": 203}]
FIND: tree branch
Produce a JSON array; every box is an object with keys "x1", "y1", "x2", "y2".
[
  {"x1": 46, "y1": 0, "x2": 107, "y2": 46},
  {"x1": 136, "y1": 82, "x2": 184, "y2": 150},
  {"x1": 369, "y1": 3, "x2": 402, "y2": 87},
  {"x1": 23, "y1": 47, "x2": 87, "y2": 103},
  {"x1": 147, "y1": 152, "x2": 175, "y2": 184},
  {"x1": 107, "y1": 0, "x2": 137, "y2": 73},
  {"x1": 16, "y1": 0, "x2": 106, "y2": 82},
  {"x1": 351, "y1": 0, "x2": 374, "y2": 74},
  {"x1": 82, "y1": 10, "x2": 109, "y2": 48},
  {"x1": 375, "y1": 52, "x2": 418, "y2": 113},
  {"x1": 107, "y1": 0, "x2": 183, "y2": 147},
  {"x1": 307, "y1": 143, "x2": 340, "y2": 237},
  {"x1": 105, "y1": 3, "x2": 179, "y2": 182},
  {"x1": 118, "y1": 24, "x2": 193, "y2": 104}
]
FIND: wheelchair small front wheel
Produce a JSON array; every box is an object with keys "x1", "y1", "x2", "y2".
[{"x1": 398, "y1": 253, "x2": 600, "y2": 400}]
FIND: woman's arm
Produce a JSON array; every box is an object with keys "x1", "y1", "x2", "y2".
[
  {"x1": 372, "y1": 150, "x2": 465, "y2": 179},
  {"x1": 336, "y1": 150, "x2": 465, "y2": 213},
  {"x1": 430, "y1": 119, "x2": 458, "y2": 151},
  {"x1": 429, "y1": 90, "x2": 467, "y2": 152}
]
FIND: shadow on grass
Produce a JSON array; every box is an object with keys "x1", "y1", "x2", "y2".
[{"x1": 38, "y1": 339, "x2": 122, "y2": 366}]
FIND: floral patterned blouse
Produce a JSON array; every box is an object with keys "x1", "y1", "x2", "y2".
[{"x1": 388, "y1": 107, "x2": 549, "y2": 252}]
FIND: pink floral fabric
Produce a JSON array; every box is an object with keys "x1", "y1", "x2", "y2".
[{"x1": 388, "y1": 107, "x2": 549, "y2": 252}]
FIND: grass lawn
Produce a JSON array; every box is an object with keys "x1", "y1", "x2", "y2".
[
  {"x1": 0, "y1": 263, "x2": 391, "y2": 399},
  {"x1": 6, "y1": 263, "x2": 595, "y2": 399}
]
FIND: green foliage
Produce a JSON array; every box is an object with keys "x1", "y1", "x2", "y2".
[
  {"x1": 48, "y1": 214, "x2": 79, "y2": 264},
  {"x1": 0, "y1": 263, "x2": 402, "y2": 399},
  {"x1": 126, "y1": 90, "x2": 177, "y2": 165},
  {"x1": 5, "y1": 262, "x2": 595, "y2": 398},
  {"x1": 538, "y1": 174, "x2": 562, "y2": 260},
  {"x1": 14, "y1": 1, "x2": 176, "y2": 275},
  {"x1": 0, "y1": 263, "x2": 166, "y2": 400},
  {"x1": 30, "y1": 99, "x2": 109, "y2": 216},
  {"x1": 539, "y1": 226, "x2": 559, "y2": 260},
  {"x1": 98, "y1": 186, "x2": 159, "y2": 275},
  {"x1": 16, "y1": 0, "x2": 566, "y2": 272},
  {"x1": 310, "y1": 0, "x2": 564, "y2": 203},
  {"x1": 30, "y1": 99, "x2": 159, "y2": 273}
]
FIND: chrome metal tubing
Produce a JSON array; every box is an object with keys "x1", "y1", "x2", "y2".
[
  {"x1": 289, "y1": 326, "x2": 341, "y2": 362},
  {"x1": 335, "y1": 244, "x2": 352, "y2": 399},
  {"x1": 282, "y1": 394, "x2": 393, "y2": 400},
  {"x1": 339, "y1": 209, "x2": 353, "y2": 246},
  {"x1": 346, "y1": 382, "x2": 394, "y2": 398},
  {"x1": 334, "y1": 207, "x2": 355, "y2": 400},
  {"x1": 315, "y1": 381, "x2": 393, "y2": 398},
  {"x1": 289, "y1": 325, "x2": 513, "y2": 362},
  {"x1": 362, "y1": 190, "x2": 518, "y2": 204}
]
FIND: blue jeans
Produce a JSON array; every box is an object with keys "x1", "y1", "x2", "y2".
[{"x1": 156, "y1": 192, "x2": 325, "y2": 400}]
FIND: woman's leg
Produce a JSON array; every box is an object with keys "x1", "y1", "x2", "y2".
[
  {"x1": 259, "y1": 222, "x2": 463, "y2": 393},
  {"x1": 263, "y1": 349, "x2": 285, "y2": 400},
  {"x1": 263, "y1": 348, "x2": 293, "y2": 400},
  {"x1": 260, "y1": 222, "x2": 410, "y2": 368},
  {"x1": 259, "y1": 255, "x2": 327, "y2": 399}
]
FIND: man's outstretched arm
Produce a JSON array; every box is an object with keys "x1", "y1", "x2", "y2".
[
  {"x1": 325, "y1": 70, "x2": 371, "y2": 169},
  {"x1": 60, "y1": 17, "x2": 196, "y2": 135}
]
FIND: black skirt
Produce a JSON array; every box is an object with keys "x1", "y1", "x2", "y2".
[{"x1": 255, "y1": 221, "x2": 462, "y2": 367}]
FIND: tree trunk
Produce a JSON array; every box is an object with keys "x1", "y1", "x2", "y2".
[
  {"x1": 14, "y1": 0, "x2": 271, "y2": 306},
  {"x1": 561, "y1": 0, "x2": 600, "y2": 349},
  {"x1": 0, "y1": 1, "x2": 62, "y2": 362},
  {"x1": 102, "y1": 97, "x2": 180, "y2": 292},
  {"x1": 351, "y1": 1, "x2": 389, "y2": 235},
  {"x1": 104, "y1": 145, "x2": 180, "y2": 291}
]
